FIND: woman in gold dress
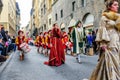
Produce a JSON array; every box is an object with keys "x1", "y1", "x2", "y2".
[{"x1": 90, "y1": 0, "x2": 120, "y2": 80}]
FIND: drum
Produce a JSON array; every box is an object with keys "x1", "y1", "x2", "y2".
[{"x1": 20, "y1": 43, "x2": 31, "y2": 53}]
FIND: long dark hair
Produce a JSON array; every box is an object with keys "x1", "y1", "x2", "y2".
[{"x1": 105, "y1": 0, "x2": 118, "y2": 12}]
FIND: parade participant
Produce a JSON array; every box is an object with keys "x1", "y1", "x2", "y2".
[
  {"x1": 68, "y1": 27, "x2": 74, "y2": 55},
  {"x1": 42, "y1": 32, "x2": 47, "y2": 56},
  {"x1": 89, "y1": 0, "x2": 120, "y2": 80},
  {"x1": 46, "y1": 30, "x2": 52, "y2": 56},
  {"x1": 41, "y1": 32, "x2": 45, "y2": 54},
  {"x1": 25, "y1": 32, "x2": 29, "y2": 44},
  {"x1": 66, "y1": 39, "x2": 73, "y2": 55},
  {"x1": 35, "y1": 34, "x2": 39, "y2": 47},
  {"x1": 44, "y1": 32, "x2": 49, "y2": 56},
  {"x1": 36, "y1": 34, "x2": 39, "y2": 52},
  {"x1": 44, "y1": 23, "x2": 65, "y2": 66},
  {"x1": 15, "y1": 30, "x2": 26, "y2": 61},
  {"x1": 71, "y1": 20, "x2": 84, "y2": 63},
  {"x1": 37, "y1": 32, "x2": 43, "y2": 53},
  {"x1": 62, "y1": 31, "x2": 69, "y2": 54}
]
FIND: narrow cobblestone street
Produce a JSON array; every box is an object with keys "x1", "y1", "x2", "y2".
[{"x1": 0, "y1": 46, "x2": 98, "y2": 80}]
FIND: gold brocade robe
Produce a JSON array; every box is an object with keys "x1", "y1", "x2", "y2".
[{"x1": 90, "y1": 11, "x2": 120, "y2": 80}]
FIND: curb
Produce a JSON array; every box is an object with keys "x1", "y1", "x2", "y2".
[{"x1": 0, "y1": 51, "x2": 15, "y2": 75}]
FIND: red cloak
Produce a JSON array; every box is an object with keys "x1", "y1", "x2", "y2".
[{"x1": 44, "y1": 28, "x2": 65, "y2": 66}]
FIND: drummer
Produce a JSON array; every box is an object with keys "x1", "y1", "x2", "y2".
[{"x1": 15, "y1": 30, "x2": 26, "y2": 61}]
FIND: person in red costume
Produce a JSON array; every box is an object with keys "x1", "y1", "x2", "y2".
[
  {"x1": 15, "y1": 30, "x2": 26, "y2": 61},
  {"x1": 37, "y1": 32, "x2": 43, "y2": 53},
  {"x1": 46, "y1": 30, "x2": 52, "y2": 56},
  {"x1": 44, "y1": 23, "x2": 65, "y2": 66},
  {"x1": 62, "y1": 31, "x2": 69, "y2": 54},
  {"x1": 35, "y1": 35, "x2": 39, "y2": 47}
]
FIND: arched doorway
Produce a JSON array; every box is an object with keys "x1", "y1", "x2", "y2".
[
  {"x1": 82, "y1": 13, "x2": 94, "y2": 35},
  {"x1": 67, "y1": 19, "x2": 76, "y2": 40}
]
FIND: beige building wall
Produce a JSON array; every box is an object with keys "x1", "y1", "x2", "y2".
[
  {"x1": 48, "y1": 13, "x2": 52, "y2": 30},
  {"x1": 51, "y1": 0, "x2": 105, "y2": 33},
  {"x1": 0, "y1": 0, "x2": 16, "y2": 35},
  {"x1": 29, "y1": 16, "x2": 32, "y2": 36},
  {"x1": 39, "y1": 0, "x2": 53, "y2": 32},
  {"x1": 47, "y1": 0, "x2": 53, "y2": 30},
  {"x1": 0, "y1": 0, "x2": 9, "y2": 30},
  {"x1": 33, "y1": 0, "x2": 40, "y2": 28}
]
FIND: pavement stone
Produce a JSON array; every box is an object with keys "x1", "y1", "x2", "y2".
[
  {"x1": 0, "y1": 46, "x2": 98, "y2": 80},
  {"x1": 0, "y1": 51, "x2": 15, "y2": 75}
]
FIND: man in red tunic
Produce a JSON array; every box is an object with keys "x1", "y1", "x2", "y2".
[
  {"x1": 62, "y1": 32, "x2": 69, "y2": 54},
  {"x1": 15, "y1": 30, "x2": 26, "y2": 61},
  {"x1": 46, "y1": 30, "x2": 52, "y2": 56},
  {"x1": 37, "y1": 32, "x2": 42, "y2": 53},
  {"x1": 44, "y1": 32, "x2": 49, "y2": 56},
  {"x1": 44, "y1": 23, "x2": 65, "y2": 66}
]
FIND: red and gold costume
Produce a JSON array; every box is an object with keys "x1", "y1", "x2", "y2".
[
  {"x1": 38, "y1": 35, "x2": 42, "y2": 47},
  {"x1": 44, "y1": 32, "x2": 48, "y2": 49},
  {"x1": 42, "y1": 33, "x2": 46, "y2": 49},
  {"x1": 44, "y1": 27, "x2": 65, "y2": 66},
  {"x1": 37, "y1": 33, "x2": 43, "y2": 53},
  {"x1": 35, "y1": 35, "x2": 40, "y2": 47},
  {"x1": 15, "y1": 30, "x2": 26, "y2": 50},
  {"x1": 62, "y1": 32, "x2": 69, "y2": 50},
  {"x1": 15, "y1": 30, "x2": 27, "y2": 61},
  {"x1": 47, "y1": 33, "x2": 51, "y2": 49}
]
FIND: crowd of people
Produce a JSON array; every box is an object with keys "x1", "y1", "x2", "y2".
[
  {"x1": 0, "y1": 25, "x2": 16, "y2": 63},
  {"x1": 0, "y1": 0, "x2": 120, "y2": 79},
  {"x1": 0, "y1": 25, "x2": 31, "y2": 62},
  {"x1": 35, "y1": 23, "x2": 69, "y2": 66},
  {"x1": 35, "y1": 21, "x2": 98, "y2": 64},
  {"x1": 34, "y1": 0, "x2": 120, "y2": 79}
]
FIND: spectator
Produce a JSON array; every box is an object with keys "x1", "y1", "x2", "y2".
[
  {"x1": 92, "y1": 31, "x2": 97, "y2": 54},
  {"x1": 86, "y1": 32, "x2": 93, "y2": 54},
  {"x1": 0, "y1": 33, "x2": 4, "y2": 55},
  {"x1": 1, "y1": 26, "x2": 8, "y2": 43},
  {"x1": 86, "y1": 32, "x2": 93, "y2": 48},
  {"x1": 0, "y1": 34, "x2": 6, "y2": 62},
  {"x1": 12, "y1": 36, "x2": 15, "y2": 43},
  {"x1": 0, "y1": 26, "x2": 8, "y2": 56},
  {"x1": 12, "y1": 36, "x2": 16, "y2": 52},
  {"x1": 5, "y1": 31, "x2": 16, "y2": 52}
]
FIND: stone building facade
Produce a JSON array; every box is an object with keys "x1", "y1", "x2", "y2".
[
  {"x1": 52, "y1": 0, "x2": 106, "y2": 34},
  {"x1": 0, "y1": 0, "x2": 16, "y2": 35},
  {"x1": 0, "y1": 0, "x2": 3, "y2": 14},
  {"x1": 39, "y1": 0, "x2": 48, "y2": 32},
  {"x1": 39, "y1": 0, "x2": 53, "y2": 32},
  {"x1": 16, "y1": 2, "x2": 20, "y2": 34}
]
